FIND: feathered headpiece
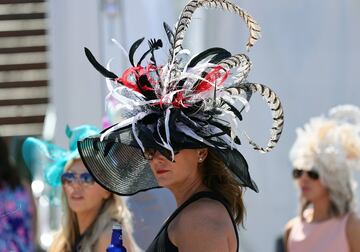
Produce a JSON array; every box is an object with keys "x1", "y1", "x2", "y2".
[
  {"x1": 22, "y1": 125, "x2": 100, "y2": 186},
  {"x1": 78, "y1": 0, "x2": 284, "y2": 195},
  {"x1": 290, "y1": 104, "x2": 360, "y2": 214}
]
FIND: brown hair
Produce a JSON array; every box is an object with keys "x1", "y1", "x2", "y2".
[{"x1": 202, "y1": 150, "x2": 246, "y2": 225}]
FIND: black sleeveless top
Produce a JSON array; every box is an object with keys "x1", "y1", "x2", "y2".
[{"x1": 146, "y1": 191, "x2": 239, "y2": 252}]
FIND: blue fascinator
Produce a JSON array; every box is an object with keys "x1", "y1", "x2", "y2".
[{"x1": 22, "y1": 125, "x2": 100, "y2": 187}]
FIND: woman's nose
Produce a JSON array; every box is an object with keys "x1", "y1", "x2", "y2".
[
  {"x1": 152, "y1": 150, "x2": 167, "y2": 162},
  {"x1": 70, "y1": 180, "x2": 84, "y2": 190},
  {"x1": 298, "y1": 173, "x2": 312, "y2": 184}
]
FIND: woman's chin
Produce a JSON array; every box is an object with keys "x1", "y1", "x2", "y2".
[
  {"x1": 156, "y1": 178, "x2": 173, "y2": 188},
  {"x1": 68, "y1": 200, "x2": 88, "y2": 213}
]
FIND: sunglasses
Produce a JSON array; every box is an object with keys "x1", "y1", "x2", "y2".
[
  {"x1": 143, "y1": 148, "x2": 179, "y2": 161},
  {"x1": 292, "y1": 168, "x2": 319, "y2": 180},
  {"x1": 61, "y1": 172, "x2": 95, "y2": 185}
]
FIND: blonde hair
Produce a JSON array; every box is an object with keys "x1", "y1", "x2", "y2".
[
  {"x1": 202, "y1": 150, "x2": 246, "y2": 225},
  {"x1": 48, "y1": 159, "x2": 135, "y2": 252}
]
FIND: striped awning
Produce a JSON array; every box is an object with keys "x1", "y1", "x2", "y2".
[{"x1": 0, "y1": 0, "x2": 49, "y2": 137}]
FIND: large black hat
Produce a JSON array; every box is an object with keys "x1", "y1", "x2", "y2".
[{"x1": 78, "y1": 0, "x2": 284, "y2": 196}]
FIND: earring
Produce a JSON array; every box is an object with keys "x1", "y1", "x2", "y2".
[{"x1": 199, "y1": 157, "x2": 203, "y2": 162}]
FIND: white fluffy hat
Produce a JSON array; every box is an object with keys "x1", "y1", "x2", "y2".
[{"x1": 290, "y1": 104, "x2": 360, "y2": 214}]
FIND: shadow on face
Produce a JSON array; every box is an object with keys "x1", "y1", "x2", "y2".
[{"x1": 148, "y1": 148, "x2": 208, "y2": 188}]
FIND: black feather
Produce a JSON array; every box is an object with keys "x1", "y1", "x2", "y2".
[
  {"x1": 129, "y1": 37, "x2": 145, "y2": 66},
  {"x1": 209, "y1": 51, "x2": 232, "y2": 64},
  {"x1": 84, "y1": 47, "x2": 118, "y2": 79},
  {"x1": 137, "y1": 48, "x2": 152, "y2": 66},
  {"x1": 137, "y1": 39, "x2": 163, "y2": 66},
  {"x1": 187, "y1": 47, "x2": 231, "y2": 68},
  {"x1": 137, "y1": 75, "x2": 157, "y2": 100},
  {"x1": 207, "y1": 118, "x2": 232, "y2": 136},
  {"x1": 221, "y1": 98, "x2": 244, "y2": 121},
  {"x1": 163, "y1": 22, "x2": 175, "y2": 45},
  {"x1": 149, "y1": 39, "x2": 163, "y2": 50},
  {"x1": 234, "y1": 136, "x2": 241, "y2": 145},
  {"x1": 176, "y1": 48, "x2": 230, "y2": 90}
]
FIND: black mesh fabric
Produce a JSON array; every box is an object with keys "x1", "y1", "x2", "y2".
[{"x1": 78, "y1": 137, "x2": 160, "y2": 196}]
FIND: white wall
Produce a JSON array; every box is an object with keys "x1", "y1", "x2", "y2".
[{"x1": 48, "y1": 0, "x2": 104, "y2": 147}]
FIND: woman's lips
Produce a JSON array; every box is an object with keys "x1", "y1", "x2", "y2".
[
  {"x1": 156, "y1": 170, "x2": 169, "y2": 175},
  {"x1": 70, "y1": 195, "x2": 84, "y2": 200},
  {"x1": 301, "y1": 186, "x2": 310, "y2": 193}
]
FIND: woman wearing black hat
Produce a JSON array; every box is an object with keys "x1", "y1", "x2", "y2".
[{"x1": 78, "y1": 0, "x2": 284, "y2": 251}]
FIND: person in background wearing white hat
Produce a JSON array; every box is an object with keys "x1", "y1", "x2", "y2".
[{"x1": 284, "y1": 105, "x2": 360, "y2": 252}]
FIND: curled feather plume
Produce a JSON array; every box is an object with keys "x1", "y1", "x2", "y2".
[{"x1": 78, "y1": 0, "x2": 283, "y2": 195}]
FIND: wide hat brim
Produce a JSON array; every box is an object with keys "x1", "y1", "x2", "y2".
[{"x1": 78, "y1": 126, "x2": 258, "y2": 196}]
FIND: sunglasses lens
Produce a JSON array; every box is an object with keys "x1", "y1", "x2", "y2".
[
  {"x1": 292, "y1": 169, "x2": 320, "y2": 180},
  {"x1": 61, "y1": 172, "x2": 75, "y2": 184},
  {"x1": 307, "y1": 170, "x2": 319, "y2": 180},
  {"x1": 292, "y1": 169, "x2": 303, "y2": 179},
  {"x1": 144, "y1": 148, "x2": 180, "y2": 161},
  {"x1": 80, "y1": 173, "x2": 95, "y2": 184}
]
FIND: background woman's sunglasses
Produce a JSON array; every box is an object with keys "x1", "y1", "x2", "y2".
[
  {"x1": 292, "y1": 168, "x2": 319, "y2": 180},
  {"x1": 61, "y1": 172, "x2": 95, "y2": 185}
]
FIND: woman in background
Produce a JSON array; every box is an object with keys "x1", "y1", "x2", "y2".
[
  {"x1": 23, "y1": 125, "x2": 138, "y2": 252},
  {"x1": 284, "y1": 105, "x2": 360, "y2": 252},
  {"x1": 50, "y1": 158, "x2": 136, "y2": 252},
  {"x1": 0, "y1": 136, "x2": 36, "y2": 252}
]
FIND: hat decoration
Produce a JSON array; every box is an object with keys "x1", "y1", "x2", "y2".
[
  {"x1": 78, "y1": 0, "x2": 284, "y2": 195},
  {"x1": 22, "y1": 125, "x2": 100, "y2": 186}
]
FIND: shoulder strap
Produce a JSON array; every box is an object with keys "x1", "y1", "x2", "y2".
[{"x1": 155, "y1": 191, "x2": 239, "y2": 251}]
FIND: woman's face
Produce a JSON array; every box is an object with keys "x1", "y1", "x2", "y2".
[
  {"x1": 62, "y1": 159, "x2": 110, "y2": 215},
  {"x1": 294, "y1": 168, "x2": 329, "y2": 203},
  {"x1": 147, "y1": 148, "x2": 207, "y2": 189}
]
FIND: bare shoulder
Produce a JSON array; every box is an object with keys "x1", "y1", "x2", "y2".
[
  {"x1": 283, "y1": 217, "x2": 299, "y2": 251},
  {"x1": 346, "y1": 211, "x2": 360, "y2": 234},
  {"x1": 284, "y1": 217, "x2": 298, "y2": 233},
  {"x1": 170, "y1": 198, "x2": 236, "y2": 252},
  {"x1": 346, "y1": 211, "x2": 360, "y2": 251}
]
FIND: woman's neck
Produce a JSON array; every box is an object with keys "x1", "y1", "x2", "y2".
[
  {"x1": 76, "y1": 205, "x2": 102, "y2": 235},
  {"x1": 310, "y1": 197, "x2": 332, "y2": 222},
  {"x1": 170, "y1": 176, "x2": 209, "y2": 206}
]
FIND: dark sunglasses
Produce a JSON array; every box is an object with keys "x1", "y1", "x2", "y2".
[
  {"x1": 143, "y1": 148, "x2": 179, "y2": 161},
  {"x1": 61, "y1": 172, "x2": 95, "y2": 185},
  {"x1": 292, "y1": 168, "x2": 319, "y2": 180}
]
